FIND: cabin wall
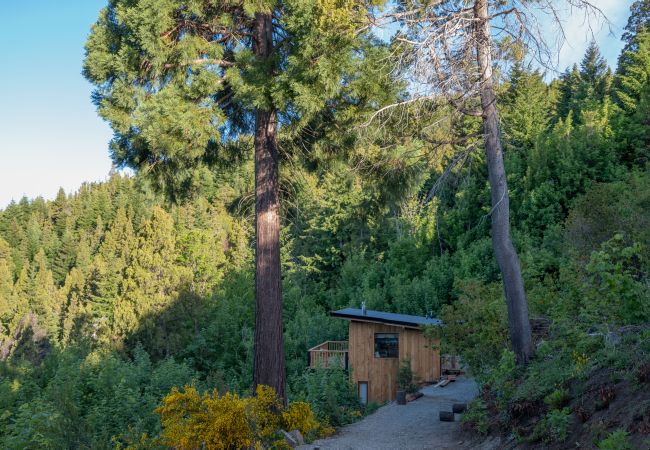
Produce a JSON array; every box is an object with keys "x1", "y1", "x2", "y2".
[{"x1": 348, "y1": 321, "x2": 440, "y2": 404}]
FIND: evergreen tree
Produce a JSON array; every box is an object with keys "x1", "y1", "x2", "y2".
[
  {"x1": 0, "y1": 238, "x2": 14, "y2": 336},
  {"x1": 614, "y1": 31, "x2": 650, "y2": 113},
  {"x1": 614, "y1": 3, "x2": 650, "y2": 167},
  {"x1": 83, "y1": 0, "x2": 383, "y2": 401},
  {"x1": 23, "y1": 213, "x2": 43, "y2": 262},
  {"x1": 50, "y1": 187, "x2": 69, "y2": 237},
  {"x1": 502, "y1": 65, "x2": 553, "y2": 152},
  {"x1": 52, "y1": 224, "x2": 77, "y2": 285},
  {"x1": 116, "y1": 207, "x2": 190, "y2": 357},
  {"x1": 28, "y1": 250, "x2": 61, "y2": 341},
  {"x1": 622, "y1": 0, "x2": 650, "y2": 53},
  {"x1": 9, "y1": 264, "x2": 30, "y2": 332},
  {"x1": 556, "y1": 64, "x2": 582, "y2": 121},
  {"x1": 501, "y1": 65, "x2": 554, "y2": 222},
  {"x1": 85, "y1": 207, "x2": 135, "y2": 331},
  {"x1": 577, "y1": 41, "x2": 611, "y2": 104},
  {"x1": 579, "y1": 41, "x2": 609, "y2": 86},
  {"x1": 59, "y1": 267, "x2": 87, "y2": 344}
]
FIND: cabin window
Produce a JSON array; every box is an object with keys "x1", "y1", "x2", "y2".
[{"x1": 374, "y1": 333, "x2": 399, "y2": 358}]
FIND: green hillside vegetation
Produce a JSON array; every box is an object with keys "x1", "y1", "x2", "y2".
[{"x1": 0, "y1": 1, "x2": 649, "y2": 448}]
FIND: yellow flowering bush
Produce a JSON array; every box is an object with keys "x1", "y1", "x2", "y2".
[
  {"x1": 155, "y1": 385, "x2": 332, "y2": 449},
  {"x1": 572, "y1": 351, "x2": 589, "y2": 376},
  {"x1": 156, "y1": 387, "x2": 252, "y2": 449},
  {"x1": 249, "y1": 385, "x2": 282, "y2": 444},
  {"x1": 283, "y1": 402, "x2": 320, "y2": 436}
]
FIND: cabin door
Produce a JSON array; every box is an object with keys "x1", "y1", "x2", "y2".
[{"x1": 358, "y1": 381, "x2": 368, "y2": 405}]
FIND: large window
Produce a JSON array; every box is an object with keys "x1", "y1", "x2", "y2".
[{"x1": 374, "y1": 333, "x2": 399, "y2": 358}]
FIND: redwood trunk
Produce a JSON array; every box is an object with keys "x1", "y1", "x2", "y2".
[
  {"x1": 252, "y1": 12, "x2": 286, "y2": 403},
  {"x1": 474, "y1": 0, "x2": 534, "y2": 364}
]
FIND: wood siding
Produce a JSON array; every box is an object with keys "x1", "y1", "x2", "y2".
[{"x1": 348, "y1": 321, "x2": 440, "y2": 404}]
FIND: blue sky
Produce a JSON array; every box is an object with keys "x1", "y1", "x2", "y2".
[
  {"x1": 0, "y1": 0, "x2": 636, "y2": 209},
  {"x1": 0, "y1": 1, "x2": 112, "y2": 209}
]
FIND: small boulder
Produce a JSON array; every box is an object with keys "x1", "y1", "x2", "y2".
[{"x1": 281, "y1": 429, "x2": 305, "y2": 448}]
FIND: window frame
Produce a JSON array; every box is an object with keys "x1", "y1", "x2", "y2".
[{"x1": 374, "y1": 332, "x2": 399, "y2": 358}]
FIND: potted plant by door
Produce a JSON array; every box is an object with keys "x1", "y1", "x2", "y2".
[{"x1": 397, "y1": 357, "x2": 417, "y2": 405}]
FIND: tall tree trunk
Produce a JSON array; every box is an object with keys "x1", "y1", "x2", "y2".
[
  {"x1": 252, "y1": 12, "x2": 286, "y2": 404},
  {"x1": 473, "y1": 0, "x2": 534, "y2": 364}
]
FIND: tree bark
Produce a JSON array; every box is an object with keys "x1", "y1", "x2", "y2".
[
  {"x1": 473, "y1": 0, "x2": 534, "y2": 365},
  {"x1": 252, "y1": 12, "x2": 286, "y2": 404}
]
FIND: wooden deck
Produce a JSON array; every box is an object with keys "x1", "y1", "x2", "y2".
[{"x1": 308, "y1": 341, "x2": 349, "y2": 369}]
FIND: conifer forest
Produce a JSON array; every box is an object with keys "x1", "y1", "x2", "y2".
[{"x1": 0, "y1": 0, "x2": 649, "y2": 448}]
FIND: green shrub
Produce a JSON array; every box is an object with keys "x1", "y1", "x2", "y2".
[
  {"x1": 546, "y1": 408, "x2": 572, "y2": 442},
  {"x1": 544, "y1": 388, "x2": 570, "y2": 409},
  {"x1": 597, "y1": 430, "x2": 632, "y2": 450},
  {"x1": 428, "y1": 280, "x2": 509, "y2": 373},
  {"x1": 580, "y1": 235, "x2": 650, "y2": 326},
  {"x1": 397, "y1": 357, "x2": 418, "y2": 394},
  {"x1": 289, "y1": 367, "x2": 363, "y2": 426},
  {"x1": 483, "y1": 350, "x2": 517, "y2": 410},
  {"x1": 513, "y1": 345, "x2": 574, "y2": 403},
  {"x1": 461, "y1": 399, "x2": 489, "y2": 435}
]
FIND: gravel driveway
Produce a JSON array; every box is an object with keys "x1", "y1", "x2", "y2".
[{"x1": 299, "y1": 377, "x2": 496, "y2": 450}]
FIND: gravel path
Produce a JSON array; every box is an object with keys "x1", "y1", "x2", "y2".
[{"x1": 299, "y1": 377, "x2": 497, "y2": 450}]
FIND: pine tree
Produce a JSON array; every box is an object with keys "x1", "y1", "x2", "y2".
[
  {"x1": 0, "y1": 238, "x2": 14, "y2": 336},
  {"x1": 577, "y1": 41, "x2": 611, "y2": 104},
  {"x1": 28, "y1": 250, "x2": 61, "y2": 342},
  {"x1": 59, "y1": 267, "x2": 87, "y2": 345},
  {"x1": 50, "y1": 188, "x2": 69, "y2": 237},
  {"x1": 9, "y1": 264, "x2": 30, "y2": 332},
  {"x1": 115, "y1": 207, "x2": 190, "y2": 357},
  {"x1": 52, "y1": 223, "x2": 77, "y2": 285},
  {"x1": 23, "y1": 213, "x2": 43, "y2": 262},
  {"x1": 615, "y1": 31, "x2": 650, "y2": 113},
  {"x1": 85, "y1": 208, "x2": 135, "y2": 327},
  {"x1": 580, "y1": 41, "x2": 609, "y2": 86},
  {"x1": 622, "y1": 0, "x2": 650, "y2": 53},
  {"x1": 502, "y1": 64, "x2": 553, "y2": 151},
  {"x1": 83, "y1": 0, "x2": 382, "y2": 401},
  {"x1": 501, "y1": 64, "x2": 554, "y2": 221},
  {"x1": 556, "y1": 64, "x2": 582, "y2": 121}
]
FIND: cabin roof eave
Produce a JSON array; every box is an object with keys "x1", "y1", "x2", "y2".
[{"x1": 330, "y1": 308, "x2": 442, "y2": 329}]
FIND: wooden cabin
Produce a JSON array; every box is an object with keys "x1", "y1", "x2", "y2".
[{"x1": 308, "y1": 307, "x2": 441, "y2": 404}]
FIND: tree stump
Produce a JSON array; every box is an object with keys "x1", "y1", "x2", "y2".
[
  {"x1": 439, "y1": 411, "x2": 454, "y2": 422},
  {"x1": 452, "y1": 403, "x2": 467, "y2": 413}
]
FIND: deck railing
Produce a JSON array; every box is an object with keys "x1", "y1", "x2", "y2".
[{"x1": 308, "y1": 341, "x2": 349, "y2": 369}]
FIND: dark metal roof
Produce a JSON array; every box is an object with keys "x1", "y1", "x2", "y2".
[{"x1": 330, "y1": 308, "x2": 442, "y2": 328}]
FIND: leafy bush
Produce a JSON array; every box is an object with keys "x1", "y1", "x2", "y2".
[
  {"x1": 580, "y1": 234, "x2": 650, "y2": 325},
  {"x1": 397, "y1": 357, "x2": 418, "y2": 394},
  {"x1": 483, "y1": 350, "x2": 517, "y2": 410},
  {"x1": 513, "y1": 344, "x2": 575, "y2": 403},
  {"x1": 545, "y1": 408, "x2": 572, "y2": 442},
  {"x1": 0, "y1": 346, "x2": 198, "y2": 449},
  {"x1": 157, "y1": 386, "x2": 253, "y2": 449},
  {"x1": 156, "y1": 385, "x2": 332, "y2": 449},
  {"x1": 283, "y1": 402, "x2": 333, "y2": 441},
  {"x1": 544, "y1": 388, "x2": 570, "y2": 410},
  {"x1": 597, "y1": 430, "x2": 633, "y2": 450},
  {"x1": 426, "y1": 280, "x2": 509, "y2": 374},
  {"x1": 289, "y1": 366, "x2": 363, "y2": 426},
  {"x1": 461, "y1": 399, "x2": 489, "y2": 435}
]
